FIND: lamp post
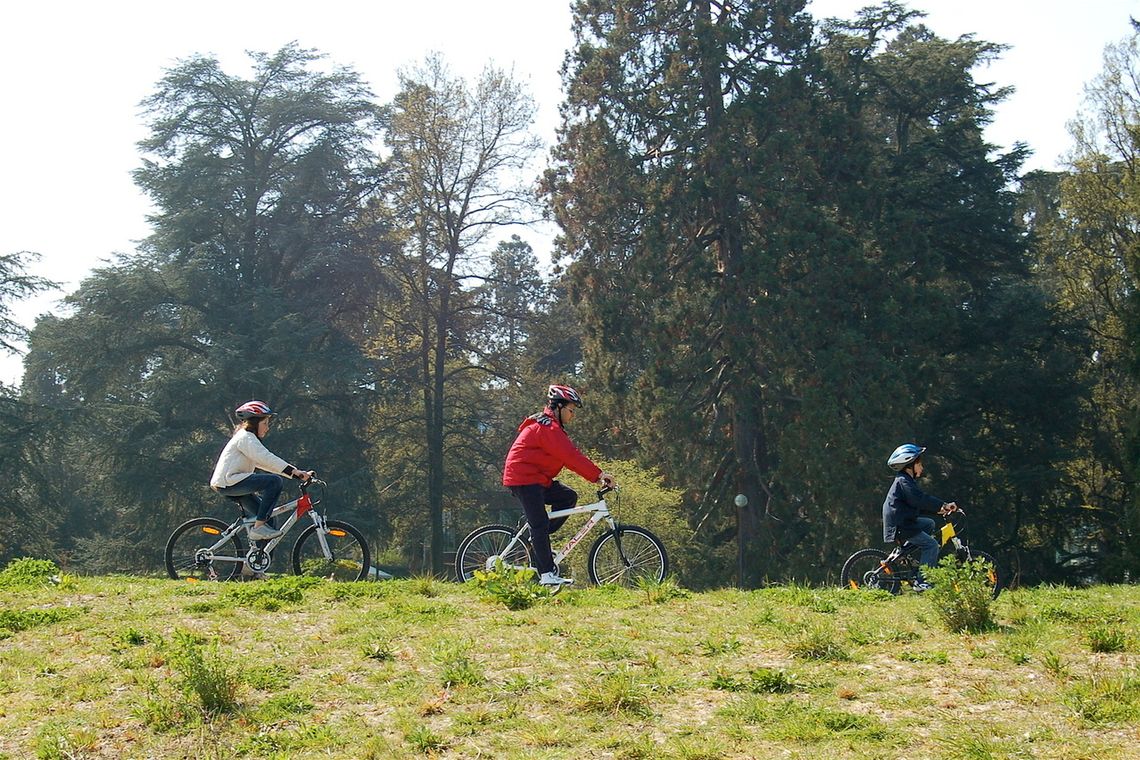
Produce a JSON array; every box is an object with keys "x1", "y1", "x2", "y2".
[{"x1": 734, "y1": 493, "x2": 748, "y2": 587}]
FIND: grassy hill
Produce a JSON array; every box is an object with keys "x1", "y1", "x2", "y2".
[{"x1": 0, "y1": 561, "x2": 1138, "y2": 759}]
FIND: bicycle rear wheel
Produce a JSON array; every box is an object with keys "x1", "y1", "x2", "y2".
[
  {"x1": 165, "y1": 517, "x2": 244, "y2": 581},
  {"x1": 587, "y1": 525, "x2": 668, "y2": 586},
  {"x1": 840, "y1": 548, "x2": 901, "y2": 594},
  {"x1": 454, "y1": 524, "x2": 532, "y2": 582},
  {"x1": 291, "y1": 519, "x2": 370, "y2": 581}
]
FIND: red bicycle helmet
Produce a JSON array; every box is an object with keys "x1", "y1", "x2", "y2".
[
  {"x1": 547, "y1": 384, "x2": 583, "y2": 408},
  {"x1": 234, "y1": 400, "x2": 275, "y2": 420}
]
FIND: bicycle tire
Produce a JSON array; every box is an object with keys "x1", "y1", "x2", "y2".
[
  {"x1": 454, "y1": 524, "x2": 532, "y2": 582},
  {"x1": 587, "y1": 525, "x2": 668, "y2": 586},
  {"x1": 840, "y1": 548, "x2": 901, "y2": 594},
  {"x1": 291, "y1": 519, "x2": 371, "y2": 581},
  {"x1": 967, "y1": 549, "x2": 1003, "y2": 599},
  {"x1": 165, "y1": 517, "x2": 245, "y2": 581}
]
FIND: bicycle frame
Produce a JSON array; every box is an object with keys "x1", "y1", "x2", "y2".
[
  {"x1": 195, "y1": 486, "x2": 329, "y2": 571},
  {"x1": 884, "y1": 513, "x2": 972, "y2": 567},
  {"x1": 493, "y1": 495, "x2": 617, "y2": 569}
]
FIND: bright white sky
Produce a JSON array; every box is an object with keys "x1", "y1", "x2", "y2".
[{"x1": 2, "y1": 0, "x2": 1138, "y2": 385}]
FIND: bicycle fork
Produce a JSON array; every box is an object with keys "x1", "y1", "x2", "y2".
[{"x1": 307, "y1": 511, "x2": 337, "y2": 559}]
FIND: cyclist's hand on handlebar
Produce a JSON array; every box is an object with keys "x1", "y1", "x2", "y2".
[
  {"x1": 598, "y1": 472, "x2": 616, "y2": 488},
  {"x1": 295, "y1": 469, "x2": 316, "y2": 482},
  {"x1": 939, "y1": 501, "x2": 959, "y2": 515}
]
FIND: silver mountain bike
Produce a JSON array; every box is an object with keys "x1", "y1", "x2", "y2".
[
  {"x1": 453, "y1": 486, "x2": 668, "y2": 587},
  {"x1": 165, "y1": 478, "x2": 371, "y2": 582}
]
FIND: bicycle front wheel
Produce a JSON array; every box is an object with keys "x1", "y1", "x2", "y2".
[
  {"x1": 454, "y1": 524, "x2": 532, "y2": 582},
  {"x1": 165, "y1": 517, "x2": 244, "y2": 581},
  {"x1": 840, "y1": 548, "x2": 901, "y2": 594},
  {"x1": 587, "y1": 525, "x2": 668, "y2": 586},
  {"x1": 968, "y1": 549, "x2": 1003, "y2": 599},
  {"x1": 291, "y1": 519, "x2": 371, "y2": 581}
]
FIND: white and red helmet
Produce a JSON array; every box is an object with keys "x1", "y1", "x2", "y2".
[
  {"x1": 234, "y1": 400, "x2": 275, "y2": 420},
  {"x1": 547, "y1": 384, "x2": 583, "y2": 408}
]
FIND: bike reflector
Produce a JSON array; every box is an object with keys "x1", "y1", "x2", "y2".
[
  {"x1": 202, "y1": 526, "x2": 221, "y2": 535},
  {"x1": 940, "y1": 522, "x2": 956, "y2": 544},
  {"x1": 328, "y1": 529, "x2": 347, "y2": 537}
]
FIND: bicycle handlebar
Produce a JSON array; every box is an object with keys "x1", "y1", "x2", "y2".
[{"x1": 299, "y1": 477, "x2": 326, "y2": 506}]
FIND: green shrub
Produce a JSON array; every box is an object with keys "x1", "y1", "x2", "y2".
[
  {"x1": 748, "y1": 667, "x2": 797, "y2": 693},
  {"x1": 169, "y1": 631, "x2": 242, "y2": 716},
  {"x1": 112, "y1": 626, "x2": 152, "y2": 650},
  {"x1": 431, "y1": 639, "x2": 485, "y2": 688},
  {"x1": 33, "y1": 721, "x2": 97, "y2": 760},
  {"x1": 1087, "y1": 624, "x2": 1128, "y2": 654},
  {"x1": 922, "y1": 556, "x2": 996, "y2": 633},
  {"x1": 472, "y1": 558, "x2": 549, "y2": 610},
  {"x1": 559, "y1": 458, "x2": 696, "y2": 585},
  {"x1": 221, "y1": 575, "x2": 320, "y2": 610},
  {"x1": 407, "y1": 575, "x2": 442, "y2": 597},
  {"x1": 0, "y1": 606, "x2": 82, "y2": 639},
  {"x1": 577, "y1": 666, "x2": 654, "y2": 717},
  {"x1": 698, "y1": 637, "x2": 743, "y2": 656},
  {"x1": 0, "y1": 557, "x2": 60, "y2": 590},
  {"x1": 635, "y1": 574, "x2": 689, "y2": 603},
  {"x1": 132, "y1": 684, "x2": 193, "y2": 732},
  {"x1": 1042, "y1": 651, "x2": 1069, "y2": 679},
  {"x1": 363, "y1": 637, "x2": 396, "y2": 661},
  {"x1": 1065, "y1": 672, "x2": 1140, "y2": 724},
  {"x1": 404, "y1": 723, "x2": 448, "y2": 754},
  {"x1": 787, "y1": 623, "x2": 851, "y2": 661}
]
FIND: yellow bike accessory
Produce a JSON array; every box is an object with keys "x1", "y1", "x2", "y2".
[{"x1": 940, "y1": 522, "x2": 956, "y2": 545}]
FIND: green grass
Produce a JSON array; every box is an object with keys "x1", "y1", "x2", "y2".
[{"x1": 0, "y1": 570, "x2": 1138, "y2": 759}]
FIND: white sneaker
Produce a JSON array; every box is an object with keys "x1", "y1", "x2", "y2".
[
  {"x1": 247, "y1": 523, "x2": 282, "y2": 540},
  {"x1": 538, "y1": 572, "x2": 573, "y2": 586}
]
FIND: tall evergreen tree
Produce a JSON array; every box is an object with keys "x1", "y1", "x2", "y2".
[
  {"x1": 547, "y1": 1, "x2": 1080, "y2": 585},
  {"x1": 0, "y1": 250, "x2": 58, "y2": 563},
  {"x1": 20, "y1": 45, "x2": 387, "y2": 568}
]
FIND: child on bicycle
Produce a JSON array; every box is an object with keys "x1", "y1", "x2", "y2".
[
  {"x1": 210, "y1": 400, "x2": 314, "y2": 540},
  {"x1": 502, "y1": 384, "x2": 615, "y2": 587},
  {"x1": 882, "y1": 443, "x2": 958, "y2": 591}
]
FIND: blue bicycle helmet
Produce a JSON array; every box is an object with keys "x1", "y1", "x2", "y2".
[{"x1": 887, "y1": 443, "x2": 926, "y2": 471}]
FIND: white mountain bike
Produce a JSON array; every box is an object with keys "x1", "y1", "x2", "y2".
[
  {"x1": 453, "y1": 486, "x2": 668, "y2": 587},
  {"x1": 165, "y1": 478, "x2": 371, "y2": 581}
]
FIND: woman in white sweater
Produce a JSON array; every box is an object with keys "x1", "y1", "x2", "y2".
[{"x1": 210, "y1": 400, "x2": 313, "y2": 540}]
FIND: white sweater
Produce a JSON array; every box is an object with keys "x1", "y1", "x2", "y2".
[{"x1": 210, "y1": 429, "x2": 294, "y2": 488}]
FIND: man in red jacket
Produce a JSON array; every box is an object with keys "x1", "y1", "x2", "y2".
[{"x1": 502, "y1": 384, "x2": 615, "y2": 587}]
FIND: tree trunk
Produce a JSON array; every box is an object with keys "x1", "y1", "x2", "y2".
[
  {"x1": 428, "y1": 292, "x2": 448, "y2": 575},
  {"x1": 696, "y1": 0, "x2": 770, "y2": 587}
]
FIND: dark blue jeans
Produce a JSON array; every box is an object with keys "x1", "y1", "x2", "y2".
[
  {"x1": 509, "y1": 481, "x2": 578, "y2": 575},
  {"x1": 902, "y1": 516, "x2": 940, "y2": 567},
  {"x1": 214, "y1": 473, "x2": 283, "y2": 523}
]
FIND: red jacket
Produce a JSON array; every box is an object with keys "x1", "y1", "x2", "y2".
[{"x1": 502, "y1": 409, "x2": 602, "y2": 487}]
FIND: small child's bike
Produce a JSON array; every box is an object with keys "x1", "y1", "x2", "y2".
[
  {"x1": 840, "y1": 509, "x2": 1002, "y2": 597},
  {"x1": 165, "y1": 478, "x2": 371, "y2": 581},
  {"x1": 453, "y1": 486, "x2": 668, "y2": 587}
]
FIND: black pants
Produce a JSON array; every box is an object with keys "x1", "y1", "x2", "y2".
[{"x1": 509, "y1": 481, "x2": 578, "y2": 574}]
